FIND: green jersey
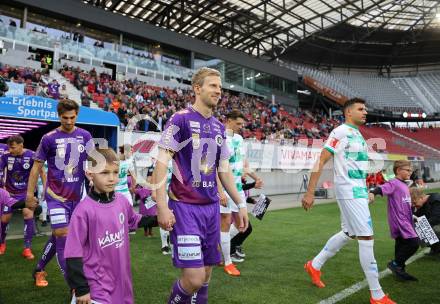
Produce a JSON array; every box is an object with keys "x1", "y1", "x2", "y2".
[
  {"x1": 324, "y1": 123, "x2": 369, "y2": 199},
  {"x1": 227, "y1": 132, "x2": 245, "y2": 192}
]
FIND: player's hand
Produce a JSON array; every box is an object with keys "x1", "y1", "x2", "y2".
[
  {"x1": 255, "y1": 178, "x2": 263, "y2": 189},
  {"x1": 302, "y1": 192, "x2": 314, "y2": 211},
  {"x1": 151, "y1": 191, "x2": 157, "y2": 202},
  {"x1": 75, "y1": 293, "x2": 91, "y2": 304},
  {"x1": 157, "y1": 207, "x2": 176, "y2": 231},
  {"x1": 219, "y1": 192, "x2": 228, "y2": 207},
  {"x1": 368, "y1": 193, "x2": 375, "y2": 204},
  {"x1": 25, "y1": 195, "x2": 38, "y2": 210},
  {"x1": 237, "y1": 207, "x2": 249, "y2": 232}
]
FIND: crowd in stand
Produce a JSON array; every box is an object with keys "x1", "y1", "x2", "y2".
[
  {"x1": 0, "y1": 61, "x2": 339, "y2": 144},
  {"x1": 59, "y1": 65, "x2": 340, "y2": 143},
  {"x1": 0, "y1": 64, "x2": 66, "y2": 98}
]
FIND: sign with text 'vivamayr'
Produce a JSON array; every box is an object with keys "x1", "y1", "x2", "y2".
[{"x1": 0, "y1": 96, "x2": 119, "y2": 126}]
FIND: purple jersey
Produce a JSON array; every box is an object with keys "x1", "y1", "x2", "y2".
[
  {"x1": 65, "y1": 193, "x2": 141, "y2": 304},
  {"x1": 380, "y1": 178, "x2": 418, "y2": 239},
  {"x1": 136, "y1": 187, "x2": 156, "y2": 216},
  {"x1": 0, "y1": 143, "x2": 7, "y2": 187},
  {"x1": 48, "y1": 83, "x2": 60, "y2": 99},
  {"x1": 0, "y1": 149, "x2": 34, "y2": 199},
  {"x1": 0, "y1": 188, "x2": 17, "y2": 218},
  {"x1": 158, "y1": 107, "x2": 230, "y2": 204},
  {"x1": 34, "y1": 127, "x2": 92, "y2": 203}
]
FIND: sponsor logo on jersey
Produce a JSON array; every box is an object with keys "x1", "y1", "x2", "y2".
[
  {"x1": 163, "y1": 124, "x2": 175, "y2": 145},
  {"x1": 189, "y1": 121, "x2": 200, "y2": 128},
  {"x1": 177, "y1": 246, "x2": 202, "y2": 261},
  {"x1": 177, "y1": 235, "x2": 201, "y2": 245},
  {"x1": 192, "y1": 133, "x2": 200, "y2": 149},
  {"x1": 98, "y1": 227, "x2": 125, "y2": 249},
  {"x1": 200, "y1": 156, "x2": 214, "y2": 175}
]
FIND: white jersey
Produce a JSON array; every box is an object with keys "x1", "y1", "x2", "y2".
[
  {"x1": 324, "y1": 123, "x2": 368, "y2": 200},
  {"x1": 226, "y1": 132, "x2": 246, "y2": 193},
  {"x1": 115, "y1": 158, "x2": 134, "y2": 194}
]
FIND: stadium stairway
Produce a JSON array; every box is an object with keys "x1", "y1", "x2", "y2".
[
  {"x1": 393, "y1": 128, "x2": 440, "y2": 152},
  {"x1": 359, "y1": 126, "x2": 439, "y2": 159},
  {"x1": 49, "y1": 70, "x2": 81, "y2": 103},
  {"x1": 50, "y1": 69, "x2": 99, "y2": 108},
  {"x1": 388, "y1": 128, "x2": 440, "y2": 159}
]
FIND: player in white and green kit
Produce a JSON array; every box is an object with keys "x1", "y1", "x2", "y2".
[
  {"x1": 302, "y1": 98, "x2": 395, "y2": 304},
  {"x1": 219, "y1": 110, "x2": 263, "y2": 276},
  {"x1": 116, "y1": 145, "x2": 136, "y2": 206}
]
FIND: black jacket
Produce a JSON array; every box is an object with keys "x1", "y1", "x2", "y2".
[{"x1": 415, "y1": 193, "x2": 440, "y2": 227}]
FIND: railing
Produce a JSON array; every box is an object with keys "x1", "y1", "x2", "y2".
[{"x1": 0, "y1": 24, "x2": 191, "y2": 80}]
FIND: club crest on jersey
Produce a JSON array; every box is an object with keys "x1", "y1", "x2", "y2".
[
  {"x1": 119, "y1": 212, "x2": 125, "y2": 224},
  {"x1": 215, "y1": 134, "x2": 223, "y2": 146},
  {"x1": 192, "y1": 133, "x2": 200, "y2": 149},
  {"x1": 77, "y1": 144, "x2": 85, "y2": 153},
  {"x1": 328, "y1": 137, "x2": 339, "y2": 149},
  {"x1": 23, "y1": 163, "x2": 30, "y2": 170},
  {"x1": 203, "y1": 124, "x2": 211, "y2": 134}
]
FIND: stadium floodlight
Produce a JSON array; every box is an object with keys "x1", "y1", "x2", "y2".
[
  {"x1": 403, "y1": 112, "x2": 408, "y2": 118},
  {"x1": 422, "y1": 113, "x2": 427, "y2": 118}
]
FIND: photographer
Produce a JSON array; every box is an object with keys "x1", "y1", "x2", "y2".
[{"x1": 410, "y1": 188, "x2": 440, "y2": 255}]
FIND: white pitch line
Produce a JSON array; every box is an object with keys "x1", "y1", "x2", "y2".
[{"x1": 318, "y1": 248, "x2": 429, "y2": 304}]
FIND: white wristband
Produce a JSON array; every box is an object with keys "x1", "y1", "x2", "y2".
[{"x1": 238, "y1": 202, "x2": 247, "y2": 209}]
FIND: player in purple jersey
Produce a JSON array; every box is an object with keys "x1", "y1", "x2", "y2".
[
  {"x1": 0, "y1": 135, "x2": 46, "y2": 259},
  {"x1": 154, "y1": 67, "x2": 249, "y2": 304},
  {"x1": 370, "y1": 160, "x2": 419, "y2": 281},
  {"x1": 0, "y1": 188, "x2": 33, "y2": 237},
  {"x1": 25, "y1": 99, "x2": 93, "y2": 287},
  {"x1": 65, "y1": 148, "x2": 154, "y2": 304},
  {"x1": 0, "y1": 143, "x2": 7, "y2": 188}
]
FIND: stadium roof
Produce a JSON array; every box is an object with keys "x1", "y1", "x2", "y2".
[{"x1": 83, "y1": 0, "x2": 440, "y2": 60}]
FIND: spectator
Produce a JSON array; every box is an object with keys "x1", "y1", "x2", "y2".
[
  {"x1": 47, "y1": 79, "x2": 60, "y2": 100},
  {"x1": 59, "y1": 84, "x2": 69, "y2": 99}
]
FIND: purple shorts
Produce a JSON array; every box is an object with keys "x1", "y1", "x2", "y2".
[
  {"x1": 2, "y1": 193, "x2": 26, "y2": 214},
  {"x1": 47, "y1": 196, "x2": 78, "y2": 229},
  {"x1": 169, "y1": 200, "x2": 221, "y2": 268}
]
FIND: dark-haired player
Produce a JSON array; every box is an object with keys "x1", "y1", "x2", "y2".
[{"x1": 26, "y1": 99, "x2": 93, "y2": 287}]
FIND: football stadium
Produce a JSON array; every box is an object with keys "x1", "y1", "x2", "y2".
[{"x1": 0, "y1": 1, "x2": 440, "y2": 303}]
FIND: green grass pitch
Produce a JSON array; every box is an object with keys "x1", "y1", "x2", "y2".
[{"x1": 0, "y1": 194, "x2": 438, "y2": 303}]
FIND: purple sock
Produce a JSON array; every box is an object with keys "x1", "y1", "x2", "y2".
[
  {"x1": 36, "y1": 235, "x2": 56, "y2": 271},
  {"x1": 24, "y1": 218, "x2": 35, "y2": 248},
  {"x1": 55, "y1": 236, "x2": 68, "y2": 281},
  {"x1": 168, "y1": 280, "x2": 191, "y2": 304},
  {"x1": 0, "y1": 222, "x2": 8, "y2": 244},
  {"x1": 191, "y1": 283, "x2": 209, "y2": 304}
]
